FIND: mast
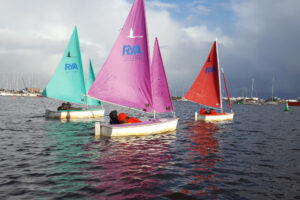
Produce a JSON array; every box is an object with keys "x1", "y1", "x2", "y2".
[
  {"x1": 216, "y1": 38, "x2": 223, "y2": 112},
  {"x1": 242, "y1": 87, "x2": 244, "y2": 100},
  {"x1": 251, "y1": 78, "x2": 254, "y2": 98},
  {"x1": 272, "y1": 76, "x2": 275, "y2": 101}
]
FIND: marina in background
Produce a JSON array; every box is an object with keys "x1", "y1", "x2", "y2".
[{"x1": 1, "y1": 87, "x2": 299, "y2": 105}]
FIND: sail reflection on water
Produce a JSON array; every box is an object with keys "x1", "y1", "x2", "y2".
[
  {"x1": 85, "y1": 134, "x2": 176, "y2": 199},
  {"x1": 43, "y1": 121, "x2": 94, "y2": 194},
  {"x1": 182, "y1": 121, "x2": 221, "y2": 197}
]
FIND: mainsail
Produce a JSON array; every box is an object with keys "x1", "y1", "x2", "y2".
[
  {"x1": 42, "y1": 26, "x2": 87, "y2": 104},
  {"x1": 185, "y1": 41, "x2": 221, "y2": 108},
  {"x1": 88, "y1": 0, "x2": 152, "y2": 111},
  {"x1": 85, "y1": 59, "x2": 102, "y2": 106},
  {"x1": 151, "y1": 38, "x2": 174, "y2": 113}
]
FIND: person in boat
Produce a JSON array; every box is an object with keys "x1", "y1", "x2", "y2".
[
  {"x1": 209, "y1": 109, "x2": 216, "y2": 114},
  {"x1": 57, "y1": 103, "x2": 68, "y2": 110},
  {"x1": 118, "y1": 113, "x2": 141, "y2": 124},
  {"x1": 66, "y1": 102, "x2": 82, "y2": 110},
  {"x1": 57, "y1": 102, "x2": 81, "y2": 111},
  {"x1": 109, "y1": 110, "x2": 120, "y2": 124},
  {"x1": 200, "y1": 108, "x2": 208, "y2": 114},
  {"x1": 65, "y1": 102, "x2": 71, "y2": 110}
]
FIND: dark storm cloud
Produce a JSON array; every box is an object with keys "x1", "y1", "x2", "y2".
[
  {"x1": 168, "y1": 0, "x2": 300, "y2": 99},
  {"x1": 224, "y1": 0, "x2": 300, "y2": 98}
]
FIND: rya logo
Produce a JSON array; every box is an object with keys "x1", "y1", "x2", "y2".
[
  {"x1": 122, "y1": 45, "x2": 142, "y2": 56},
  {"x1": 65, "y1": 63, "x2": 78, "y2": 71},
  {"x1": 205, "y1": 66, "x2": 216, "y2": 73}
]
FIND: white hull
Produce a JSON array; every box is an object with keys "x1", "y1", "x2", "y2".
[
  {"x1": 195, "y1": 112, "x2": 234, "y2": 122},
  {"x1": 95, "y1": 118, "x2": 178, "y2": 137},
  {"x1": 265, "y1": 101, "x2": 278, "y2": 105},
  {"x1": 45, "y1": 109, "x2": 105, "y2": 119}
]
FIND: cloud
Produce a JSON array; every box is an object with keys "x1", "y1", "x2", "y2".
[
  {"x1": 195, "y1": 5, "x2": 210, "y2": 14},
  {"x1": 0, "y1": 0, "x2": 220, "y2": 95},
  {"x1": 226, "y1": 0, "x2": 300, "y2": 98},
  {"x1": 0, "y1": 0, "x2": 132, "y2": 88},
  {"x1": 147, "y1": 0, "x2": 177, "y2": 9},
  {"x1": 0, "y1": 0, "x2": 300, "y2": 99}
]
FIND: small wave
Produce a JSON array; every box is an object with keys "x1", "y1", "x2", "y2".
[{"x1": 258, "y1": 164, "x2": 275, "y2": 168}]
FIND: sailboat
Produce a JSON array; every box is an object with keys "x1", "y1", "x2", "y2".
[
  {"x1": 185, "y1": 40, "x2": 234, "y2": 122},
  {"x1": 243, "y1": 78, "x2": 260, "y2": 105},
  {"x1": 88, "y1": 0, "x2": 178, "y2": 137},
  {"x1": 42, "y1": 27, "x2": 105, "y2": 119}
]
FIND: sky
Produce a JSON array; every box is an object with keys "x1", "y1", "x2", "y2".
[{"x1": 0, "y1": 0, "x2": 300, "y2": 99}]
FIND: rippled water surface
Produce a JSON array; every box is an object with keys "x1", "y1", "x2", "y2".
[{"x1": 0, "y1": 96, "x2": 299, "y2": 199}]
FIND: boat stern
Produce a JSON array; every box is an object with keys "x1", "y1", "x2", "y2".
[
  {"x1": 95, "y1": 118, "x2": 178, "y2": 137},
  {"x1": 195, "y1": 112, "x2": 234, "y2": 122},
  {"x1": 45, "y1": 109, "x2": 105, "y2": 119}
]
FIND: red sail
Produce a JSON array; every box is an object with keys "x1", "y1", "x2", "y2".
[{"x1": 185, "y1": 41, "x2": 221, "y2": 108}]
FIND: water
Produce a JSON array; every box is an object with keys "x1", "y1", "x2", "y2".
[{"x1": 0, "y1": 96, "x2": 299, "y2": 199}]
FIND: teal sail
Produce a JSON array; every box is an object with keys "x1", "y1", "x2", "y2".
[
  {"x1": 42, "y1": 26, "x2": 87, "y2": 104},
  {"x1": 86, "y1": 59, "x2": 102, "y2": 106}
]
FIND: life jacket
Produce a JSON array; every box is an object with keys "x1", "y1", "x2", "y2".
[
  {"x1": 200, "y1": 108, "x2": 206, "y2": 114},
  {"x1": 126, "y1": 117, "x2": 142, "y2": 123},
  {"x1": 209, "y1": 109, "x2": 216, "y2": 114},
  {"x1": 118, "y1": 113, "x2": 141, "y2": 124},
  {"x1": 200, "y1": 108, "x2": 208, "y2": 114}
]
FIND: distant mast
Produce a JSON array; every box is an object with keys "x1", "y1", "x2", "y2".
[
  {"x1": 251, "y1": 78, "x2": 254, "y2": 98},
  {"x1": 272, "y1": 76, "x2": 275, "y2": 101}
]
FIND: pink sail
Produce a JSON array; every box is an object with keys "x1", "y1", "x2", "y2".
[
  {"x1": 88, "y1": 0, "x2": 152, "y2": 111},
  {"x1": 151, "y1": 38, "x2": 174, "y2": 113}
]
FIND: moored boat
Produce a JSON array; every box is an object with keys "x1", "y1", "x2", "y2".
[{"x1": 288, "y1": 101, "x2": 300, "y2": 106}]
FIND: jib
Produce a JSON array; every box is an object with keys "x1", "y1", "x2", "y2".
[
  {"x1": 65, "y1": 63, "x2": 78, "y2": 70},
  {"x1": 122, "y1": 45, "x2": 142, "y2": 55},
  {"x1": 206, "y1": 67, "x2": 216, "y2": 73}
]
